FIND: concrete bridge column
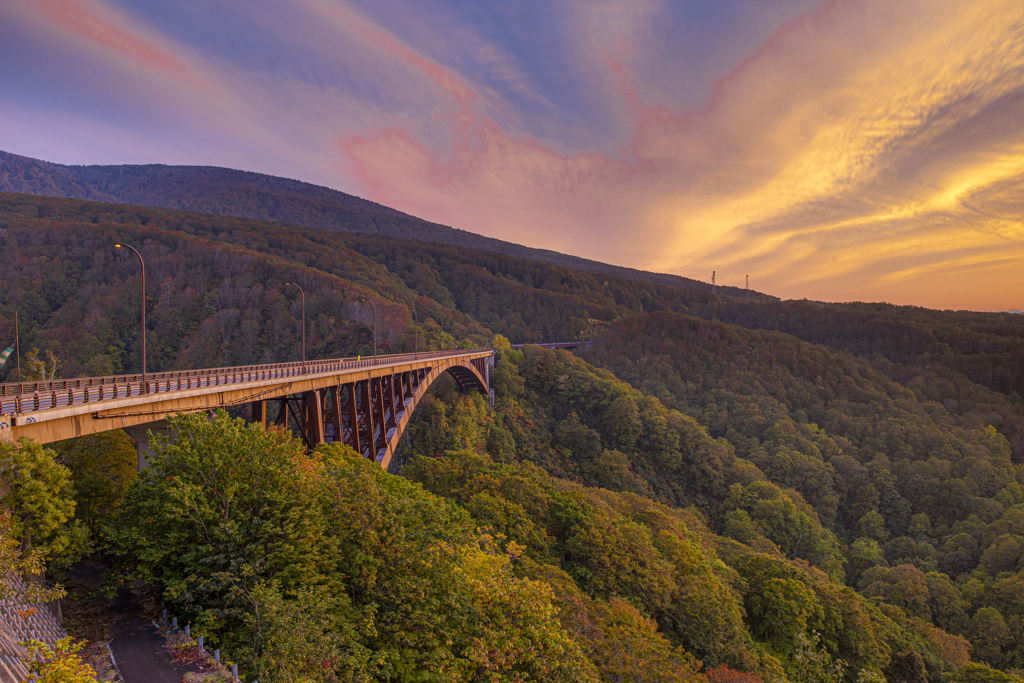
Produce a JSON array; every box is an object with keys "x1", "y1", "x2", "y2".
[
  {"x1": 486, "y1": 352, "x2": 495, "y2": 409},
  {"x1": 123, "y1": 419, "x2": 178, "y2": 470}
]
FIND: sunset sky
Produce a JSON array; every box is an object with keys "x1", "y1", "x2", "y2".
[{"x1": 1, "y1": 0, "x2": 1022, "y2": 310}]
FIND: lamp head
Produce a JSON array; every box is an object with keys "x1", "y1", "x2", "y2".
[{"x1": 114, "y1": 243, "x2": 123, "y2": 248}]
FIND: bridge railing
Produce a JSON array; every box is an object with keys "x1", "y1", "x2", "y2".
[{"x1": 0, "y1": 349, "x2": 488, "y2": 417}]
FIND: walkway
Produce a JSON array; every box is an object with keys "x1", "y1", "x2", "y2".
[{"x1": 109, "y1": 617, "x2": 200, "y2": 683}]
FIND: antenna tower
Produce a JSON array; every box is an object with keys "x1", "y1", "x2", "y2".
[
  {"x1": 746, "y1": 275, "x2": 750, "y2": 303},
  {"x1": 712, "y1": 271, "x2": 716, "y2": 294}
]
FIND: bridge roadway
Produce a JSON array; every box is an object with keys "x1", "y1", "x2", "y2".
[
  {"x1": 0, "y1": 349, "x2": 494, "y2": 470},
  {"x1": 508, "y1": 341, "x2": 591, "y2": 351}
]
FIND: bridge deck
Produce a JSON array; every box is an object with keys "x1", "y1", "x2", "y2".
[
  {"x1": 0, "y1": 349, "x2": 493, "y2": 457},
  {"x1": 0, "y1": 350, "x2": 474, "y2": 416}
]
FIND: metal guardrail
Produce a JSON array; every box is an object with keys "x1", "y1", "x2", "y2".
[{"x1": 0, "y1": 349, "x2": 489, "y2": 417}]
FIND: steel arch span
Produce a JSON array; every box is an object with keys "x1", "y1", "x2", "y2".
[
  {"x1": 251, "y1": 353, "x2": 491, "y2": 468},
  {"x1": 0, "y1": 349, "x2": 494, "y2": 470}
]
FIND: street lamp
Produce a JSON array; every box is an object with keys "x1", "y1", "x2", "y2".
[
  {"x1": 285, "y1": 282, "x2": 306, "y2": 369},
  {"x1": 114, "y1": 243, "x2": 146, "y2": 392},
  {"x1": 362, "y1": 299, "x2": 378, "y2": 356},
  {"x1": 13, "y1": 310, "x2": 20, "y2": 383},
  {"x1": 413, "y1": 306, "x2": 418, "y2": 359}
]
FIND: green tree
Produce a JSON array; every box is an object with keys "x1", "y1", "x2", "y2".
[
  {"x1": 243, "y1": 581, "x2": 371, "y2": 683},
  {"x1": 565, "y1": 511, "x2": 674, "y2": 614},
  {"x1": 722, "y1": 482, "x2": 839, "y2": 570},
  {"x1": 317, "y1": 443, "x2": 592, "y2": 679},
  {"x1": 491, "y1": 350, "x2": 525, "y2": 400},
  {"x1": 454, "y1": 544, "x2": 597, "y2": 682},
  {"x1": 0, "y1": 439, "x2": 83, "y2": 569},
  {"x1": 969, "y1": 608, "x2": 1011, "y2": 668},
  {"x1": 845, "y1": 539, "x2": 885, "y2": 585},
  {"x1": 856, "y1": 511, "x2": 888, "y2": 543},
  {"x1": 602, "y1": 395, "x2": 643, "y2": 451},
  {"x1": 747, "y1": 578, "x2": 820, "y2": 656},
  {"x1": 0, "y1": 511, "x2": 64, "y2": 605},
  {"x1": 958, "y1": 663, "x2": 1023, "y2": 683},
  {"x1": 858, "y1": 565, "x2": 931, "y2": 622},
  {"x1": 105, "y1": 412, "x2": 332, "y2": 628},
  {"x1": 790, "y1": 632, "x2": 845, "y2": 683},
  {"x1": 980, "y1": 535, "x2": 1023, "y2": 576},
  {"x1": 587, "y1": 597, "x2": 703, "y2": 683},
  {"x1": 52, "y1": 431, "x2": 137, "y2": 536},
  {"x1": 20, "y1": 637, "x2": 95, "y2": 683},
  {"x1": 24, "y1": 348, "x2": 61, "y2": 381}
]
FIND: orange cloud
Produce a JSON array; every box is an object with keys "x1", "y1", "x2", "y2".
[
  {"x1": 336, "y1": 0, "x2": 1024, "y2": 310},
  {"x1": 4, "y1": 0, "x2": 1021, "y2": 310},
  {"x1": 35, "y1": 0, "x2": 201, "y2": 86}
]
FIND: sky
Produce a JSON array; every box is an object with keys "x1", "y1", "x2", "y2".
[{"x1": 1, "y1": 0, "x2": 1022, "y2": 311}]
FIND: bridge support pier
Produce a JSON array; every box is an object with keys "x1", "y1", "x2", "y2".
[
  {"x1": 251, "y1": 400, "x2": 268, "y2": 428},
  {"x1": 123, "y1": 419, "x2": 177, "y2": 470},
  {"x1": 303, "y1": 391, "x2": 324, "y2": 447}
]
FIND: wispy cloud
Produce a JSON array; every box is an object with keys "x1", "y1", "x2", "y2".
[{"x1": 1, "y1": 0, "x2": 1022, "y2": 309}]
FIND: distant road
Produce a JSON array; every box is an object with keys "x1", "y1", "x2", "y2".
[{"x1": 509, "y1": 342, "x2": 591, "y2": 351}]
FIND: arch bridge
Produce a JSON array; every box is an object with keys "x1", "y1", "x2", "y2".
[{"x1": 0, "y1": 349, "x2": 494, "y2": 470}]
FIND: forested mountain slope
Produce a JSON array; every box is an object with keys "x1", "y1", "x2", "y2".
[
  {"x1": 0, "y1": 192, "x2": 747, "y2": 379},
  {"x1": 706, "y1": 299, "x2": 1024, "y2": 405},
  {"x1": 0, "y1": 151, "x2": 757, "y2": 297},
  {"x1": 396, "y1": 346, "x2": 986, "y2": 681},
  {"x1": 2, "y1": 193, "x2": 1023, "y2": 681},
  {"x1": 582, "y1": 312, "x2": 1024, "y2": 668}
]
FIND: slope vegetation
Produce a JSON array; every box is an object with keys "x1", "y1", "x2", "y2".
[{"x1": 0, "y1": 151, "x2": 755, "y2": 297}]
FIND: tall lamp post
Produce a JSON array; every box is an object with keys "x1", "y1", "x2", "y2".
[
  {"x1": 413, "y1": 306, "x2": 418, "y2": 359},
  {"x1": 114, "y1": 243, "x2": 146, "y2": 392},
  {"x1": 14, "y1": 310, "x2": 20, "y2": 382},
  {"x1": 286, "y1": 282, "x2": 306, "y2": 370},
  {"x1": 362, "y1": 299, "x2": 378, "y2": 356}
]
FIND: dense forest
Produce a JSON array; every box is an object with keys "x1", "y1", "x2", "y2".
[
  {"x1": 0, "y1": 151, "x2": 754, "y2": 297},
  {"x1": 583, "y1": 314, "x2": 1024, "y2": 668},
  {"x1": 1, "y1": 191, "x2": 1022, "y2": 682}
]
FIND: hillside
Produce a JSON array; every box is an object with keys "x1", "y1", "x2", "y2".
[
  {"x1": 2, "y1": 193, "x2": 1024, "y2": 681},
  {"x1": 708, "y1": 299, "x2": 1024, "y2": 402},
  {"x1": 0, "y1": 150, "x2": 760, "y2": 298},
  {"x1": 0, "y1": 192, "x2": 757, "y2": 379}
]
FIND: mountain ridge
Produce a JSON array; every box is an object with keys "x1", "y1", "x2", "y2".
[{"x1": 0, "y1": 149, "x2": 764, "y2": 300}]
